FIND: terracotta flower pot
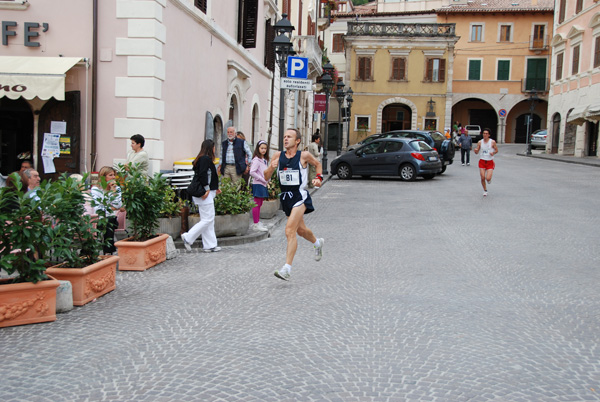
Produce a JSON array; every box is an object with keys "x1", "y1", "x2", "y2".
[
  {"x1": 0, "y1": 276, "x2": 60, "y2": 328},
  {"x1": 115, "y1": 233, "x2": 169, "y2": 271},
  {"x1": 45, "y1": 255, "x2": 119, "y2": 306}
]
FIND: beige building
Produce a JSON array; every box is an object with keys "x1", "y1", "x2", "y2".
[
  {"x1": 547, "y1": 0, "x2": 600, "y2": 156},
  {"x1": 343, "y1": 20, "x2": 459, "y2": 145}
]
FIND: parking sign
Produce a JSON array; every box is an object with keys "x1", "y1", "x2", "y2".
[{"x1": 287, "y1": 56, "x2": 308, "y2": 79}]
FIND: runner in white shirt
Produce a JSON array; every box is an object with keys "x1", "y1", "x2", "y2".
[{"x1": 473, "y1": 128, "x2": 498, "y2": 196}]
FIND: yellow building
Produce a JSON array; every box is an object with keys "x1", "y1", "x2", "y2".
[
  {"x1": 343, "y1": 21, "x2": 459, "y2": 145},
  {"x1": 438, "y1": 0, "x2": 554, "y2": 143}
]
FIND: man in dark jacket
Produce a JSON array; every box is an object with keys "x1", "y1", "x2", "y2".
[
  {"x1": 220, "y1": 126, "x2": 252, "y2": 184},
  {"x1": 458, "y1": 130, "x2": 473, "y2": 166}
]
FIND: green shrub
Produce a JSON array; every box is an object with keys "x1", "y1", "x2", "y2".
[{"x1": 214, "y1": 178, "x2": 255, "y2": 216}]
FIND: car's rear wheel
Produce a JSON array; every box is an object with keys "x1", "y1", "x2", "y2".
[
  {"x1": 422, "y1": 174, "x2": 435, "y2": 180},
  {"x1": 399, "y1": 164, "x2": 416, "y2": 181},
  {"x1": 336, "y1": 163, "x2": 352, "y2": 180}
]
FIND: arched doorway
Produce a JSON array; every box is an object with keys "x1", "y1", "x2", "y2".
[
  {"x1": 0, "y1": 97, "x2": 33, "y2": 175},
  {"x1": 551, "y1": 113, "x2": 560, "y2": 153},
  {"x1": 382, "y1": 104, "x2": 411, "y2": 132},
  {"x1": 563, "y1": 109, "x2": 576, "y2": 155},
  {"x1": 515, "y1": 113, "x2": 541, "y2": 144},
  {"x1": 452, "y1": 98, "x2": 498, "y2": 140},
  {"x1": 586, "y1": 121, "x2": 599, "y2": 156}
]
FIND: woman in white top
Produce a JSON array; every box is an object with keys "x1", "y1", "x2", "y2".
[
  {"x1": 473, "y1": 128, "x2": 498, "y2": 197},
  {"x1": 91, "y1": 166, "x2": 124, "y2": 254},
  {"x1": 125, "y1": 134, "x2": 149, "y2": 175}
]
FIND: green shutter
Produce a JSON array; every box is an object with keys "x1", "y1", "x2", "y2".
[
  {"x1": 468, "y1": 60, "x2": 481, "y2": 80},
  {"x1": 497, "y1": 60, "x2": 510, "y2": 80}
]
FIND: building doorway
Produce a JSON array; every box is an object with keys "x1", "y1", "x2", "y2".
[
  {"x1": 515, "y1": 113, "x2": 541, "y2": 144},
  {"x1": 551, "y1": 113, "x2": 560, "y2": 154},
  {"x1": 0, "y1": 97, "x2": 33, "y2": 175},
  {"x1": 586, "y1": 121, "x2": 599, "y2": 156},
  {"x1": 382, "y1": 104, "x2": 411, "y2": 132}
]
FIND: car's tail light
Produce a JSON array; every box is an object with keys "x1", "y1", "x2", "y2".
[{"x1": 411, "y1": 152, "x2": 425, "y2": 161}]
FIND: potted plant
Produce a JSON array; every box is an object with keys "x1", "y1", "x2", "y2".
[
  {"x1": 157, "y1": 186, "x2": 184, "y2": 240},
  {"x1": 114, "y1": 166, "x2": 170, "y2": 271},
  {"x1": 0, "y1": 173, "x2": 60, "y2": 328},
  {"x1": 260, "y1": 171, "x2": 281, "y2": 219},
  {"x1": 44, "y1": 174, "x2": 119, "y2": 306}
]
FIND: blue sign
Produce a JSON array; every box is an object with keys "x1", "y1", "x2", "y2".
[
  {"x1": 287, "y1": 56, "x2": 309, "y2": 79},
  {"x1": 499, "y1": 109, "x2": 507, "y2": 117}
]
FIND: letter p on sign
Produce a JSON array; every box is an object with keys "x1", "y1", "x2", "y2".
[{"x1": 287, "y1": 56, "x2": 308, "y2": 79}]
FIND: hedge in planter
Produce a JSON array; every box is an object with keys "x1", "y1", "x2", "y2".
[{"x1": 0, "y1": 173, "x2": 60, "y2": 327}]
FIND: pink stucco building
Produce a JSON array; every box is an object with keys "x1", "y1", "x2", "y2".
[
  {"x1": 1, "y1": 0, "x2": 279, "y2": 178},
  {"x1": 547, "y1": 0, "x2": 600, "y2": 156}
]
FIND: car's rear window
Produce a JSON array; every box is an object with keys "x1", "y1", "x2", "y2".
[
  {"x1": 409, "y1": 140, "x2": 433, "y2": 151},
  {"x1": 429, "y1": 131, "x2": 445, "y2": 141}
]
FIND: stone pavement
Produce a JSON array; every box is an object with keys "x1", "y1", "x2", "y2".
[{"x1": 2, "y1": 144, "x2": 600, "y2": 401}]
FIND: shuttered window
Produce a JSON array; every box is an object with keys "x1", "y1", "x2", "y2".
[
  {"x1": 332, "y1": 34, "x2": 344, "y2": 53},
  {"x1": 194, "y1": 0, "x2": 207, "y2": 13},
  {"x1": 425, "y1": 58, "x2": 445, "y2": 82},
  {"x1": 238, "y1": 0, "x2": 258, "y2": 48},
  {"x1": 497, "y1": 60, "x2": 510, "y2": 81},
  {"x1": 572, "y1": 45, "x2": 580, "y2": 75},
  {"x1": 264, "y1": 19, "x2": 275, "y2": 71},
  {"x1": 594, "y1": 37, "x2": 600, "y2": 69},
  {"x1": 469, "y1": 60, "x2": 481, "y2": 80},
  {"x1": 576, "y1": 0, "x2": 583, "y2": 14},
  {"x1": 499, "y1": 25, "x2": 511, "y2": 42},
  {"x1": 358, "y1": 57, "x2": 372, "y2": 80},
  {"x1": 391, "y1": 58, "x2": 406, "y2": 81},
  {"x1": 556, "y1": 53, "x2": 563, "y2": 80},
  {"x1": 558, "y1": 0, "x2": 566, "y2": 23}
]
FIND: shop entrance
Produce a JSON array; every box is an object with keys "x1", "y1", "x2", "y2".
[
  {"x1": 37, "y1": 91, "x2": 81, "y2": 180},
  {"x1": 0, "y1": 97, "x2": 33, "y2": 175}
]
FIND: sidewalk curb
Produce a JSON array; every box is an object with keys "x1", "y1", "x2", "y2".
[
  {"x1": 174, "y1": 175, "x2": 332, "y2": 251},
  {"x1": 516, "y1": 152, "x2": 600, "y2": 168}
]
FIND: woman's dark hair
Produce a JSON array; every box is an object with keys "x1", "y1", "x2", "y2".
[
  {"x1": 194, "y1": 139, "x2": 215, "y2": 167},
  {"x1": 252, "y1": 140, "x2": 269, "y2": 160},
  {"x1": 130, "y1": 134, "x2": 145, "y2": 147}
]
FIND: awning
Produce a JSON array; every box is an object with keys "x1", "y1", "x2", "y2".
[
  {"x1": 585, "y1": 102, "x2": 600, "y2": 122},
  {"x1": 0, "y1": 56, "x2": 82, "y2": 101},
  {"x1": 567, "y1": 104, "x2": 589, "y2": 126}
]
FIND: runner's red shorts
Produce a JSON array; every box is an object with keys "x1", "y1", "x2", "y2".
[{"x1": 478, "y1": 160, "x2": 495, "y2": 170}]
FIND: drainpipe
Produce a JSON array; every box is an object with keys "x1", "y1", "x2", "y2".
[{"x1": 91, "y1": 0, "x2": 98, "y2": 171}]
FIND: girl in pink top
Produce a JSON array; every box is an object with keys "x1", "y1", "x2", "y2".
[{"x1": 249, "y1": 141, "x2": 271, "y2": 232}]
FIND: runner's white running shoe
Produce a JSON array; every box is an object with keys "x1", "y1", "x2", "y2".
[
  {"x1": 274, "y1": 268, "x2": 290, "y2": 281},
  {"x1": 314, "y1": 238, "x2": 324, "y2": 261}
]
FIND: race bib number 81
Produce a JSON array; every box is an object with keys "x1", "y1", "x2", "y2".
[{"x1": 279, "y1": 169, "x2": 300, "y2": 186}]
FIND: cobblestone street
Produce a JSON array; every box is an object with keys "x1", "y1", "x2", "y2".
[{"x1": 2, "y1": 145, "x2": 600, "y2": 402}]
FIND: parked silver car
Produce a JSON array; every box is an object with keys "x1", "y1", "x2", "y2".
[{"x1": 530, "y1": 129, "x2": 547, "y2": 149}]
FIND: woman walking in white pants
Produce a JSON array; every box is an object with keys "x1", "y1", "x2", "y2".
[{"x1": 181, "y1": 139, "x2": 222, "y2": 252}]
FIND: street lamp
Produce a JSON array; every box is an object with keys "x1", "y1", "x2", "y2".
[
  {"x1": 272, "y1": 14, "x2": 295, "y2": 151},
  {"x1": 526, "y1": 89, "x2": 539, "y2": 156},
  {"x1": 335, "y1": 80, "x2": 345, "y2": 154},
  {"x1": 345, "y1": 87, "x2": 353, "y2": 148},
  {"x1": 320, "y1": 73, "x2": 334, "y2": 175}
]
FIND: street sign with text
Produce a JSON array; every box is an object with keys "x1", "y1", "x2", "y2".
[{"x1": 281, "y1": 77, "x2": 312, "y2": 91}]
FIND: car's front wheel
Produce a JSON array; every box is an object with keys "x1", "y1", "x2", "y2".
[
  {"x1": 399, "y1": 164, "x2": 416, "y2": 181},
  {"x1": 336, "y1": 163, "x2": 352, "y2": 180}
]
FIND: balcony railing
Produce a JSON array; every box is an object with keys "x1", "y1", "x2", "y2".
[
  {"x1": 521, "y1": 78, "x2": 549, "y2": 93},
  {"x1": 529, "y1": 35, "x2": 549, "y2": 50},
  {"x1": 292, "y1": 35, "x2": 323, "y2": 76},
  {"x1": 347, "y1": 22, "x2": 456, "y2": 37}
]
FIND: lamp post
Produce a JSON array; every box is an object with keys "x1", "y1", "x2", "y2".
[
  {"x1": 526, "y1": 89, "x2": 539, "y2": 156},
  {"x1": 335, "y1": 80, "x2": 345, "y2": 154},
  {"x1": 272, "y1": 14, "x2": 295, "y2": 151},
  {"x1": 345, "y1": 87, "x2": 353, "y2": 148},
  {"x1": 320, "y1": 73, "x2": 334, "y2": 175}
]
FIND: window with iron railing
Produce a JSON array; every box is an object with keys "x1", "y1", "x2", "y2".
[{"x1": 531, "y1": 24, "x2": 546, "y2": 49}]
